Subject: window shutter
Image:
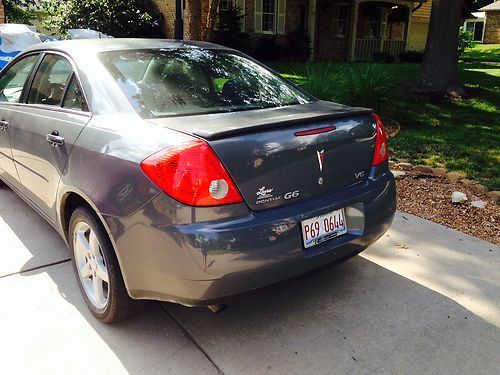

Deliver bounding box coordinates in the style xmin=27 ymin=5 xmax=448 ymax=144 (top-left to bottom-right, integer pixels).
xmin=277 ymin=0 xmax=286 ymax=34
xmin=236 ymin=0 xmax=245 ymax=32
xmin=255 ymin=0 xmax=263 ymax=33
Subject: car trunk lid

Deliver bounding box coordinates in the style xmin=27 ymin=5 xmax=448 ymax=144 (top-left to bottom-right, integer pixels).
xmin=148 ymin=101 xmax=376 ymax=210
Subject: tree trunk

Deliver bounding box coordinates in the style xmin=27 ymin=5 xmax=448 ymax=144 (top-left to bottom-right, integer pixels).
xmin=413 ymin=0 xmax=464 ymax=96
xmin=201 ymin=0 xmax=220 ymax=41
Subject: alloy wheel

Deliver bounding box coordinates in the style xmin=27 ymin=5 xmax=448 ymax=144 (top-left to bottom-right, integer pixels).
xmin=73 ymin=221 xmax=109 ymax=309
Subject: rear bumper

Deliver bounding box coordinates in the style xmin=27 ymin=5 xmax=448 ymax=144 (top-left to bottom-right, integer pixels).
xmin=105 ymin=170 xmax=396 ymax=306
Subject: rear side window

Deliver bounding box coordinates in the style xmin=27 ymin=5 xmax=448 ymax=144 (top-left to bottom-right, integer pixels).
xmin=62 ymin=75 xmax=88 ymax=112
xmin=28 ymin=54 xmax=73 ymax=106
xmin=0 ymin=54 xmax=39 ymax=103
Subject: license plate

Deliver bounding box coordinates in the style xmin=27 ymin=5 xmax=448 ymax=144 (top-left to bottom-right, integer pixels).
xmin=301 ymin=208 xmax=347 ymax=249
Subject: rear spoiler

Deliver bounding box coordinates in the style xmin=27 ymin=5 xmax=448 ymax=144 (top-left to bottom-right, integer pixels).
xmin=193 ymin=107 xmax=373 ymax=140
xmin=148 ymin=101 xmax=373 ymax=141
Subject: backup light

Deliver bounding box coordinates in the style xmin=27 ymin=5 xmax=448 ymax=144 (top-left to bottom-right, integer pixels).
xmin=372 ymin=113 xmax=389 ymax=166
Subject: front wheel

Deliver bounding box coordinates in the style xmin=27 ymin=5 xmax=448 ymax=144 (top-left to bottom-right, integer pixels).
xmin=69 ymin=206 xmax=141 ymax=322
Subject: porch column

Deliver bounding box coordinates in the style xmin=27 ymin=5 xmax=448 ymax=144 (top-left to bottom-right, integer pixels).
xmin=348 ymin=0 xmax=360 ymax=61
xmin=380 ymin=7 xmax=388 ymax=53
xmin=307 ymin=0 xmax=317 ymax=61
xmin=405 ymin=5 xmax=412 ymax=50
xmin=174 ymin=0 xmax=183 ymax=40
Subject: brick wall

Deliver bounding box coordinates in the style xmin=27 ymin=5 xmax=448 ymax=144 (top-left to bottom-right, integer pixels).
xmin=245 ymin=0 xmax=255 ymax=33
xmin=315 ymin=0 xmax=350 ymax=60
xmin=154 ymin=0 xmax=176 ymax=38
xmin=483 ymin=11 xmax=500 ymax=44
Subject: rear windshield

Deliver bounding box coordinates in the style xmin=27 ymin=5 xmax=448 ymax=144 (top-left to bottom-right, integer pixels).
xmin=99 ymin=49 xmax=312 ymax=117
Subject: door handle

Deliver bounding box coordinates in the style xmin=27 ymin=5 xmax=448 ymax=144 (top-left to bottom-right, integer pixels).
xmin=46 ymin=131 xmax=65 ymax=147
xmin=0 ymin=119 xmax=8 ymax=131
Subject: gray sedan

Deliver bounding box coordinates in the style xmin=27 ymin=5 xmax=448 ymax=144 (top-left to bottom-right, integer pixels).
xmin=0 ymin=39 xmax=396 ymax=322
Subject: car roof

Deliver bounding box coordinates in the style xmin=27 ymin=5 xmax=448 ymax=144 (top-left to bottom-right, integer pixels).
xmin=22 ymin=38 xmax=232 ymax=56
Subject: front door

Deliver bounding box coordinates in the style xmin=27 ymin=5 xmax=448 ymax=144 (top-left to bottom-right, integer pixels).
xmin=0 ymin=54 xmax=40 ymax=185
xmin=9 ymin=53 xmax=91 ymax=221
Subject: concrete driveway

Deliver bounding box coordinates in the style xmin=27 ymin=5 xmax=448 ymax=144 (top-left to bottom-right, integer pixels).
xmin=1 ymin=182 xmax=499 ymax=374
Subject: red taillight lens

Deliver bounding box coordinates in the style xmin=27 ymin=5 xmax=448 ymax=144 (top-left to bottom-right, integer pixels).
xmin=140 ymin=139 xmax=243 ymax=207
xmin=372 ymin=113 xmax=388 ymax=166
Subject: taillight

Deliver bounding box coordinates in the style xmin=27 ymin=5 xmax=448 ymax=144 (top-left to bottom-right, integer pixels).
xmin=140 ymin=139 xmax=243 ymax=207
xmin=372 ymin=113 xmax=388 ymax=166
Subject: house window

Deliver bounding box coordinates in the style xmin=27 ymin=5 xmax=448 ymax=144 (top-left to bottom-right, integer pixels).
xmin=332 ymin=4 xmax=349 ymax=38
xmin=464 ymin=20 xmax=484 ymax=42
xmin=255 ymin=0 xmax=285 ymax=34
xmin=220 ymin=0 xmax=231 ymax=11
xmin=365 ymin=19 xmax=380 ymax=38
xmin=465 ymin=21 xmax=474 ymax=33
xmin=262 ymin=0 xmax=277 ymax=33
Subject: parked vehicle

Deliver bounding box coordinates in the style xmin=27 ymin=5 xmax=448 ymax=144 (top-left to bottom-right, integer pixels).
xmin=0 ymin=39 xmax=396 ymax=322
xmin=68 ymin=29 xmax=112 ymax=39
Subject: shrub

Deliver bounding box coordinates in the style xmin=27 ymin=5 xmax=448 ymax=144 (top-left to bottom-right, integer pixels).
xmin=301 ymin=63 xmax=395 ymax=112
xmin=210 ymin=4 xmax=250 ymax=53
xmin=345 ymin=64 xmax=395 ymax=111
xmin=373 ymin=52 xmax=395 ymax=63
xmin=458 ymin=26 xmax=476 ymax=57
xmin=216 ymin=4 xmax=244 ymax=33
xmin=252 ymin=36 xmax=283 ymax=61
xmin=399 ymin=50 xmax=424 ymax=63
xmin=282 ymin=30 xmax=310 ymax=61
xmin=4 ymin=0 xmax=37 ymax=24
xmin=44 ymin=0 xmax=164 ymax=38
xmin=301 ymin=63 xmax=348 ymax=103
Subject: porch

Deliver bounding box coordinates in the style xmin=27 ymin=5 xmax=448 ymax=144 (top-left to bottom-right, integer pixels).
xmin=351 ymin=1 xmax=413 ymax=61
xmin=311 ymin=0 xmax=416 ymax=61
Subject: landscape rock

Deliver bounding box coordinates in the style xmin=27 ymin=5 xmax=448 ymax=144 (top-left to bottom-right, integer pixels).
xmin=487 ymin=191 xmax=500 ymax=203
xmin=391 ymin=170 xmax=406 ymax=179
xmin=397 ymin=162 xmax=413 ymax=171
xmin=413 ymin=165 xmax=434 ymax=174
xmin=451 ymin=191 xmax=468 ymax=204
xmin=432 ymin=167 xmax=447 ymax=177
xmin=447 ymin=171 xmax=466 ymax=183
xmin=471 ymin=200 xmax=487 ymax=209
xmin=470 ymin=184 xmax=489 ymax=196
xmin=460 ymin=179 xmax=475 ymax=186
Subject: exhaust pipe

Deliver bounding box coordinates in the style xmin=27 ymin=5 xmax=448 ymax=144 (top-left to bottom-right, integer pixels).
xmin=207 ymin=304 xmax=227 ymax=313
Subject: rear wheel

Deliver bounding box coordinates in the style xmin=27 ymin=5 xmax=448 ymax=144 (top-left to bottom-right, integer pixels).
xmin=69 ymin=206 xmax=141 ymax=322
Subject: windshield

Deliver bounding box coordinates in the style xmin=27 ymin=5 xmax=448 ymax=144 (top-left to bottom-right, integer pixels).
xmin=99 ymin=49 xmax=313 ymax=117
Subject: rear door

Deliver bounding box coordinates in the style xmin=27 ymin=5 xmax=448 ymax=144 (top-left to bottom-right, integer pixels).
xmin=0 ymin=53 xmax=40 ymax=185
xmin=9 ymin=52 xmax=91 ymax=221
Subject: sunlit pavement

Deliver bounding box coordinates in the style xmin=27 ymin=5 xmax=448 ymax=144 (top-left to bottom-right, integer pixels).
xmin=1 ymin=183 xmax=499 ymax=374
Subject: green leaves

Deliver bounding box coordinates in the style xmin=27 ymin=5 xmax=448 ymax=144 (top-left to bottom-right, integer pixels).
xmin=43 ymin=0 xmax=163 ymax=38
xmin=301 ymin=63 xmax=395 ymax=112
xmin=458 ymin=27 xmax=476 ymax=58
xmin=4 ymin=0 xmax=37 ymax=24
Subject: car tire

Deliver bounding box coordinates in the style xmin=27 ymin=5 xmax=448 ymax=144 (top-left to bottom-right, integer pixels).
xmin=69 ymin=206 xmax=143 ymax=323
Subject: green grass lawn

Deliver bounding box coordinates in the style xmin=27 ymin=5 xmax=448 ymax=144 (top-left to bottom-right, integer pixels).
xmin=268 ymin=62 xmax=500 ymax=190
xmin=462 ymin=44 xmax=500 ymax=62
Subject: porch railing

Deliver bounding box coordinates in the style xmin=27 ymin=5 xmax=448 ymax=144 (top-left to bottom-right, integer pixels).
xmin=383 ymin=40 xmax=406 ymax=57
xmin=354 ymin=39 xmax=407 ymax=61
xmin=355 ymin=39 xmax=380 ymax=61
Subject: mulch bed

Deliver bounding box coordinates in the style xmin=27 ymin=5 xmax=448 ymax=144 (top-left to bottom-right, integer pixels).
xmin=395 ymin=170 xmax=499 ymax=245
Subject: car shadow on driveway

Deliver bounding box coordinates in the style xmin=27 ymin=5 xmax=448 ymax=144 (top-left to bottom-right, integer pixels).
xmin=162 ymin=254 xmax=500 ymax=374
xmin=1 ymin=182 xmax=499 ymax=374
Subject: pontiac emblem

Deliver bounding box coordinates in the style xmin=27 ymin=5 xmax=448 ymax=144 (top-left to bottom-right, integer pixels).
xmin=316 ymin=149 xmax=325 ymax=172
